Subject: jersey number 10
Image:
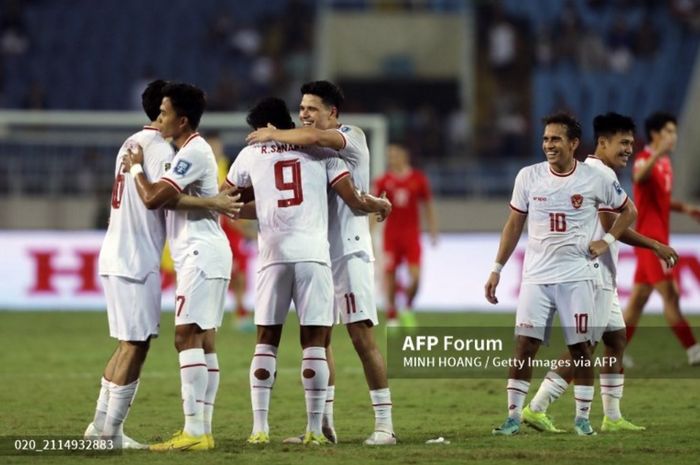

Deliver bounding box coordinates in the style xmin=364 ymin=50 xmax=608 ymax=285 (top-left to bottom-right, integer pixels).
xmin=549 ymin=213 xmax=567 ymax=232
xmin=275 ymin=159 xmax=304 ymax=208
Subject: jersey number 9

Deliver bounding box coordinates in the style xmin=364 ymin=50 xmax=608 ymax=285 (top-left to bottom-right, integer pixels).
xmin=275 ymin=159 xmax=304 ymax=208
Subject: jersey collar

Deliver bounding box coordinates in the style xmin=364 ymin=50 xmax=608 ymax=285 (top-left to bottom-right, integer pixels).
xmin=549 ymin=160 xmax=577 ymax=177
xmin=182 ymin=132 xmax=200 ymax=148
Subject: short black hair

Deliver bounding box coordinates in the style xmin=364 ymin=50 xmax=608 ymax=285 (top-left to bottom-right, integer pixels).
xmin=300 ymin=80 xmax=344 ymax=116
xmin=593 ymin=112 xmax=636 ymax=145
xmin=141 ymin=79 xmax=168 ymax=121
xmin=162 ymin=82 xmax=207 ymax=130
xmin=246 ymin=97 xmax=295 ymax=130
xmin=542 ymin=112 xmax=582 ymax=141
xmin=644 ymin=111 xmax=677 ymax=142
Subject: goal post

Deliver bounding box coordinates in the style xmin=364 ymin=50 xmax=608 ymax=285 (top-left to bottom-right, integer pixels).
xmin=0 ymin=110 xmax=389 ymax=194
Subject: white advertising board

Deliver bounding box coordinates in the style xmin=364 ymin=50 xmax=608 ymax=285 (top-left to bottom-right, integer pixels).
xmin=0 ymin=231 xmax=698 ymax=313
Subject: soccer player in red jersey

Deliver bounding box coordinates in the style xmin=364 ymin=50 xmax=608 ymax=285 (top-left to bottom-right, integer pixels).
xmin=624 ymin=112 xmax=700 ymax=365
xmin=373 ymin=143 xmax=438 ymax=326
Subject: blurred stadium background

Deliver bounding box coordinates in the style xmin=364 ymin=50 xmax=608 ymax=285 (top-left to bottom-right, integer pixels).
xmin=2 ymin=2 xmax=700 ymax=463
xmin=1 ymin=0 xmax=699 ymax=313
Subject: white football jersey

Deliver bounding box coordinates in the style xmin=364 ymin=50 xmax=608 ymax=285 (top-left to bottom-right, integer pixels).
xmin=161 ymin=133 xmax=231 ymax=278
xmin=584 ymin=156 xmax=621 ymax=290
xmin=327 ymin=124 xmax=375 ymax=261
xmin=510 ymin=160 xmax=628 ymax=284
xmin=99 ymin=126 xmax=174 ymax=280
xmin=226 ymin=141 xmax=350 ymax=270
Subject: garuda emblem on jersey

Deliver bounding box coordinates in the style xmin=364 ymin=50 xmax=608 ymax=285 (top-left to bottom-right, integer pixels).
xmin=571 ymin=194 xmax=583 ymax=209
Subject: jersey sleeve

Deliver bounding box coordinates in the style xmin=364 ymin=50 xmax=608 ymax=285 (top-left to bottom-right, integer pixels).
xmin=597 ymin=172 xmax=629 ymax=212
xmin=509 ymin=168 xmax=529 ymax=214
xmin=225 ymin=148 xmax=252 ymax=188
xmin=335 ymin=125 xmax=366 ymax=166
xmin=326 ymin=157 xmax=351 ymax=187
xmin=161 ymin=146 xmax=206 ymax=193
xmin=594 ymin=168 xmax=618 ymax=212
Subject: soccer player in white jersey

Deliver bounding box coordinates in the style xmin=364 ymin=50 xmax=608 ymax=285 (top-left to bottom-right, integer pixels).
xmin=484 ymin=113 xmax=637 ymax=436
xmin=523 ymin=113 xmax=678 ymax=433
xmin=246 ymin=81 xmax=396 ymax=445
xmin=121 ymin=82 xmax=234 ymax=451
xmin=83 ymin=80 xmax=173 ymax=450
xmin=227 ymin=97 xmax=391 ymax=445
xmin=86 ymin=80 xmax=239 ymax=449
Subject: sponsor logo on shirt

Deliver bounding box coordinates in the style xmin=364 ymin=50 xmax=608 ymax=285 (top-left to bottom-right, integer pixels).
xmin=173 ymin=160 xmax=192 ymax=176
xmin=340 ymin=126 xmax=351 ymax=133
xmin=164 ymin=162 xmax=171 ymax=171
xmin=571 ymin=194 xmax=584 ymax=209
xmin=613 ymin=180 xmax=623 ymax=194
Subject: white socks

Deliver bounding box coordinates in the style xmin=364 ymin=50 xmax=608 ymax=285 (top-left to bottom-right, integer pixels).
xmin=574 ymin=385 xmax=594 ymax=420
xmin=324 ymin=385 xmax=335 ymax=431
xmin=529 ymin=371 xmax=569 ymax=413
xmin=92 ymin=377 xmax=111 ymax=431
xmin=180 ymin=348 xmax=207 ymax=437
xmin=250 ymin=344 xmax=277 ymax=434
xmin=600 ymin=373 xmax=624 ymax=421
xmin=370 ymin=388 xmax=393 ymax=433
xmin=301 ymin=347 xmax=329 ymax=435
xmin=203 ymin=353 xmax=220 ymax=435
xmin=102 ymin=380 xmax=139 ymax=437
xmin=506 ymin=379 xmax=530 ymax=420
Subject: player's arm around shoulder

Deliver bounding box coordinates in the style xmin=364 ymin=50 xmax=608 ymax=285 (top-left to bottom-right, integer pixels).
xmin=246 ymin=126 xmax=346 ymax=151
xmin=122 ymin=143 xmax=179 ymax=210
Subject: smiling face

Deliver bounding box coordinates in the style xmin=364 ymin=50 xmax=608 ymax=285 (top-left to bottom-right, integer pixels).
xmin=298 ymin=94 xmax=337 ymax=130
xmin=598 ymin=130 xmax=634 ymax=169
xmin=542 ymin=123 xmax=578 ymax=170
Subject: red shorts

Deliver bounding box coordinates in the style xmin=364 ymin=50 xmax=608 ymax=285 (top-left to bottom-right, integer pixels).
xmin=383 ymin=233 xmax=421 ymax=273
xmin=633 ymin=247 xmax=677 ymax=285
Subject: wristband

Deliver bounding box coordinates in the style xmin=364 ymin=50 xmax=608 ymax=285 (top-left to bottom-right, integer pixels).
xmin=130 ymin=164 xmax=143 ymax=176
xmin=602 ymin=233 xmax=616 ymax=245
xmin=492 ymin=262 xmax=504 ymax=274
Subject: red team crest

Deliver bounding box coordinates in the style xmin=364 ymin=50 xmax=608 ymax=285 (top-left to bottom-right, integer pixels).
xmin=571 ymin=194 xmax=583 ymax=209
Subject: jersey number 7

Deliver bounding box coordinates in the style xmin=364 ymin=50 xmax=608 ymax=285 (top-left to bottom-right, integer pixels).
xmin=275 ymin=159 xmax=304 ymax=208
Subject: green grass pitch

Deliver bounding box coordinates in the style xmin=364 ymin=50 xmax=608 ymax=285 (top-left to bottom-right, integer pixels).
xmin=1 ymin=311 xmax=699 ymax=465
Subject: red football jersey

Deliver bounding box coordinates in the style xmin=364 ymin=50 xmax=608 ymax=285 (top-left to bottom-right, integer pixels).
xmin=374 ymin=169 xmax=431 ymax=237
xmin=632 ymin=147 xmax=672 ymax=243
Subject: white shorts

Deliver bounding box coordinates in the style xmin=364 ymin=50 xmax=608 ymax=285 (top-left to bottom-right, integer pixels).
xmin=515 ymin=281 xmax=596 ymax=345
xmin=101 ymin=273 xmax=161 ymax=341
xmin=174 ymin=267 xmax=229 ymax=330
xmin=255 ymin=262 xmax=334 ymax=327
xmin=591 ymin=287 xmax=626 ymax=342
xmin=332 ymin=253 xmax=379 ymax=326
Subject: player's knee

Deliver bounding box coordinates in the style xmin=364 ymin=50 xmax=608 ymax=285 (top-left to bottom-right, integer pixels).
xmin=257 ymin=326 xmax=282 ymax=346
xmin=603 ymin=333 xmax=626 ymax=355
xmin=174 ymin=331 xmax=194 ymax=351
xmin=516 ymin=336 xmax=540 ymax=357
xmin=568 ymin=342 xmax=592 ymax=360
xmin=120 ymin=340 xmax=150 ymax=358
